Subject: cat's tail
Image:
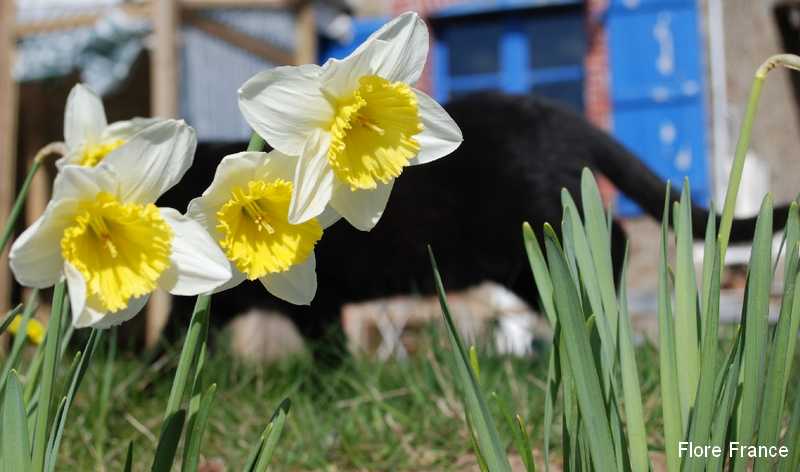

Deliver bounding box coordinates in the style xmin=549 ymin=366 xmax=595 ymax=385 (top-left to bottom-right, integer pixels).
xmin=591 ymin=127 xmax=791 ymax=242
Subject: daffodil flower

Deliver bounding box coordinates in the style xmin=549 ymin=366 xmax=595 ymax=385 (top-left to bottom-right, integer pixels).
xmin=187 ymin=151 xmax=339 ymax=305
xmin=238 ymin=12 xmax=462 ymax=231
xmin=58 ymin=83 xmax=161 ymax=168
xmin=10 ymin=121 xmax=231 ymax=329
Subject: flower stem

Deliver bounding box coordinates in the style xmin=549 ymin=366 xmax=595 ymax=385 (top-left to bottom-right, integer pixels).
xmin=0 ymin=142 xmax=67 ymax=254
xmin=717 ymin=54 xmax=800 ymax=263
xmin=247 ymin=132 xmax=266 ymax=152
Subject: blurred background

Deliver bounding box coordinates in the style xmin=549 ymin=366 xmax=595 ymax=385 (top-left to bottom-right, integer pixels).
xmin=2 ymin=0 xmax=800 ymax=352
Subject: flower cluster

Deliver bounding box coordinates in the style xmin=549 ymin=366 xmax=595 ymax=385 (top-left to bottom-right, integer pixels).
xmin=9 ymin=12 xmax=462 ymax=329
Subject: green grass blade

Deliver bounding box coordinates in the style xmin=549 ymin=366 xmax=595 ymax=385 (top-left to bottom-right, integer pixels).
xmin=44 ymin=329 xmax=102 ymax=472
xmin=673 ymin=181 xmax=700 ymax=424
xmin=561 ymin=193 xmax=615 ymax=397
xmin=31 ymin=281 xmax=66 ymax=472
xmin=523 ymin=222 xmax=557 ymax=325
xmin=754 ymin=206 xmax=800 ymax=471
xmin=492 ymin=392 xmax=535 ymax=472
xmin=542 ymin=341 xmax=559 ymax=472
xmin=0 ymin=304 xmax=22 ymax=335
xmin=0 ymin=289 xmax=39 ymax=391
xmin=700 ymin=201 xmax=717 ymax=335
xmin=181 ymin=383 xmax=217 ymax=472
xmin=683 ymin=240 xmax=721 ymax=472
xmin=779 ymin=204 xmax=800 ymax=394
xmin=733 ymin=194 xmax=774 ymax=472
xmin=657 ymin=187 xmax=683 ymax=472
xmin=580 ymin=169 xmax=619 ymax=341
xmin=124 ymin=441 xmax=134 ymax=472
xmin=164 ymin=294 xmax=211 ymax=420
xmin=782 ymin=377 xmax=800 ymax=472
xmin=253 ymin=398 xmax=292 ymax=472
xmin=2 ymin=371 xmax=31 ymax=472
xmin=618 ymin=246 xmax=649 ymax=472
xmin=708 ymin=332 xmax=743 ymax=472
xmin=543 ymin=227 xmax=617 ymax=471
xmin=429 ymin=247 xmax=513 ymax=472
xmin=150 ymin=409 xmax=186 ymax=472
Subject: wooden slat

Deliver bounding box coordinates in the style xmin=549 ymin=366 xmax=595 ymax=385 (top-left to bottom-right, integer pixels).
xmin=14 ymin=3 xmax=151 ymax=38
xmin=294 ymin=1 xmax=316 ymax=65
xmin=0 ymin=0 xmax=19 ymax=314
xmin=183 ymin=11 xmax=296 ymax=65
xmin=147 ymin=0 xmax=181 ymax=348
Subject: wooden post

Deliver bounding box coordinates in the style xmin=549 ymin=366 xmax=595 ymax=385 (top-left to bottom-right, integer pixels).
xmin=294 ymin=1 xmax=316 ymax=65
xmin=0 ymin=0 xmax=19 ymax=315
xmin=147 ymin=0 xmax=181 ymax=347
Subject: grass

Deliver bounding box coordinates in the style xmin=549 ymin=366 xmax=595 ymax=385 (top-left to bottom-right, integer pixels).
xmin=54 ymin=329 xmax=550 ymax=471
xmin=47 ymin=326 xmax=798 ymax=471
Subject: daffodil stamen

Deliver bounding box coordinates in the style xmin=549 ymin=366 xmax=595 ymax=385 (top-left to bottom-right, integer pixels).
xmin=61 ymin=192 xmax=173 ymax=313
xmin=327 ymin=75 xmax=423 ymax=191
xmin=78 ymin=139 xmax=125 ymax=167
xmin=216 ymin=179 xmax=322 ymax=280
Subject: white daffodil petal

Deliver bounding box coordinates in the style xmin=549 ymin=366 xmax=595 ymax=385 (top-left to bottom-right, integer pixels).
xmin=158 ymin=208 xmax=232 ymax=296
xmin=65 ymin=262 xmax=88 ymax=326
xmin=320 ymin=39 xmax=391 ymax=97
xmin=330 ymin=180 xmax=394 ymax=231
xmin=106 ymin=120 xmax=197 ymax=204
xmin=90 ymin=295 xmax=150 ymax=329
xmin=348 ymin=11 xmax=429 ymax=84
xmin=64 ymin=84 xmax=107 ymax=150
xmin=254 ymin=150 xmax=297 ymax=183
xmin=288 ymin=130 xmax=334 ymax=224
xmin=318 ymin=206 xmax=342 ymax=229
xmin=238 ymin=64 xmax=333 ymax=156
xmin=9 ymin=200 xmax=78 ymax=288
xmin=211 ymin=264 xmax=247 ymax=294
xmin=260 ymin=253 xmax=317 ymax=305
xmin=102 ymin=117 xmax=162 ymax=141
xmin=410 ymin=89 xmax=463 ymax=165
xmin=51 ymin=164 xmax=117 ymax=202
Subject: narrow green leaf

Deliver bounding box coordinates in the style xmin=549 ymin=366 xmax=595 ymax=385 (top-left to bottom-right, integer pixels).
xmin=543 ymin=228 xmax=617 ymax=471
xmin=700 ymin=201 xmax=717 ymax=334
xmin=618 ymin=246 xmax=649 ymax=472
xmin=0 ymin=289 xmax=39 ymax=391
xmin=580 ymin=169 xmax=620 ymax=363
xmin=542 ymin=342 xmax=559 ymax=472
xmin=708 ymin=332 xmax=743 ymax=472
xmin=733 ymin=195 xmax=773 ymax=472
xmin=164 ymin=294 xmax=211 ymax=420
xmin=657 ymin=187 xmax=683 ymax=472
xmin=516 ymin=414 xmax=536 ymax=472
xmin=429 ymin=247 xmax=513 ymax=472
xmin=2 ymin=371 xmax=31 ymax=472
xmin=561 ymin=194 xmax=615 ymax=397
xmin=673 ymin=181 xmax=700 ymax=424
xmin=31 ymin=281 xmax=66 ymax=472
xmin=45 ymin=329 xmax=102 ymax=472
xmin=150 ymin=409 xmax=186 ymax=472
xmin=0 ymin=304 xmax=22 ymax=335
xmin=181 ymin=384 xmax=217 ymax=472
xmin=124 ymin=442 xmax=134 ymax=472
xmin=469 ymin=346 xmax=481 ymax=380
xmin=522 ymin=222 xmax=556 ymax=325
xmin=253 ymin=399 xmax=292 ymax=472
xmin=782 ymin=376 xmax=800 ymax=472
xmin=755 ymin=205 xmax=800 ymax=471
xmin=492 ymin=392 xmax=535 ymax=472
xmin=683 ymin=241 xmax=721 ymax=472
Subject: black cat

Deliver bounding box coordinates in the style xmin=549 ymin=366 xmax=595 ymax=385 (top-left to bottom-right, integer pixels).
xmin=159 ymin=91 xmax=789 ymax=341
